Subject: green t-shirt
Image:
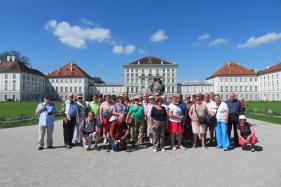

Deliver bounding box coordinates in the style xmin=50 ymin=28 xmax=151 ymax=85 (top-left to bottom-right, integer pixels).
xmin=129 ymin=105 xmax=144 ymax=121
xmin=88 ymin=101 xmax=100 ymax=117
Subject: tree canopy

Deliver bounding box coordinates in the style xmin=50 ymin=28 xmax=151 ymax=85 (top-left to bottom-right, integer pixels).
xmin=0 ymin=50 xmax=31 ymax=67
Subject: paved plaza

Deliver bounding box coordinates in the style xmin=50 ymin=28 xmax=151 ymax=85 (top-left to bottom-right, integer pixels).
xmin=0 ymin=119 xmax=280 ymax=187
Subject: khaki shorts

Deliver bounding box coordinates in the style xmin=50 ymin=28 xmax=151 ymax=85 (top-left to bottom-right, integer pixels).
xmin=192 ymin=121 xmax=206 ymax=134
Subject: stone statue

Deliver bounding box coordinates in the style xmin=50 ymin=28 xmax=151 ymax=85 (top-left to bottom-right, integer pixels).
xmin=148 ymin=78 xmax=165 ymax=95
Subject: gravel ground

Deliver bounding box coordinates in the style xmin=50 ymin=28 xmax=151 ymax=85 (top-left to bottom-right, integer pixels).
xmin=0 ymin=119 xmax=280 ymax=187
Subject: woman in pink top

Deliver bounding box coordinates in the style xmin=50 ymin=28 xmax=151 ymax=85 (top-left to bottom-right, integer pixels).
xmin=100 ymin=95 xmax=113 ymax=143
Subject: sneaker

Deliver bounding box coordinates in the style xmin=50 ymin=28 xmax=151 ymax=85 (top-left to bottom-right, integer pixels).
xmin=251 ymin=145 xmax=255 ymax=152
xmin=192 ymin=144 xmax=196 ymax=149
xmin=172 ymin=146 xmax=177 ymax=151
xmin=178 ymin=145 xmax=186 ymax=150
xmin=224 ymin=148 xmax=229 ymax=151
xmin=103 ymin=139 xmax=107 ymax=144
xmin=38 ymin=147 xmax=43 ymax=150
xmin=66 ymin=144 xmax=72 ymax=149
xmin=161 ymin=148 xmax=166 ymax=152
xmin=153 ymin=149 xmax=157 ymax=152
xmin=93 ymin=145 xmax=100 ymax=151
xmin=202 ymin=146 xmax=208 ymax=149
xmin=216 ymin=146 xmax=222 ymax=149
xmin=47 ymin=146 xmax=54 ymax=149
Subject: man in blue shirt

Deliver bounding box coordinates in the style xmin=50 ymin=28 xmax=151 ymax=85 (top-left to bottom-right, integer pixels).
xmin=36 ymin=95 xmax=56 ymax=150
xmin=225 ymin=92 xmax=242 ymax=146
xmin=61 ymin=93 xmax=78 ymax=149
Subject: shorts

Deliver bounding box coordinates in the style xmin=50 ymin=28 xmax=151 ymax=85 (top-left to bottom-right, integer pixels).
xmin=192 ymin=121 xmax=206 ymax=134
xmin=168 ymin=121 xmax=183 ymax=134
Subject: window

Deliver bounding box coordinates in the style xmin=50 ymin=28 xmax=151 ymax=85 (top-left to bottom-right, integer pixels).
xmin=5 ymin=74 xmax=8 ymax=79
xmin=220 ymin=78 xmax=223 ymax=82
xmin=65 ymin=79 xmax=68 ymax=83
xmin=56 ymin=87 xmax=58 ymax=92
xmin=79 ymin=87 xmax=82 ymax=92
xmin=235 ymin=78 xmax=238 ymax=82
xmin=225 ymin=86 xmax=228 ymax=92
xmin=12 ymin=84 xmax=16 ymax=91
xmin=70 ymin=87 xmax=72 ymax=92
xmin=56 ymin=79 xmax=58 ymax=83
xmin=225 ymin=78 xmax=228 ymax=82
xmin=74 ymin=87 xmax=77 ymax=92
xmin=65 ymin=87 xmax=68 ymax=92
xmin=230 ymin=78 xmax=232 ymax=82
xmin=220 ymin=86 xmax=223 ymax=92
xmin=70 ymin=79 xmax=72 ymax=83
xmin=60 ymin=87 xmax=63 ymax=92
xmin=13 ymin=74 xmax=16 ymax=79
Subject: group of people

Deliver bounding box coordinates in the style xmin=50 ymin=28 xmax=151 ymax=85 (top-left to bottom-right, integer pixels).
xmin=36 ymin=91 xmax=258 ymax=152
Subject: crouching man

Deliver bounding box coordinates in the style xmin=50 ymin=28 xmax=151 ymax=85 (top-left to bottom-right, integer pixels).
xmin=80 ymin=112 xmax=100 ymax=151
xmin=109 ymin=113 xmax=129 ymax=151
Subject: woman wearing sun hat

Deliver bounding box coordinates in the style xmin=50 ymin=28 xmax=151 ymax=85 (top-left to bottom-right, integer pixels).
xmin=237 ymin=115 xmax=257 ymax=152
xmin=126 ymin=95 xmax=145 ymax=146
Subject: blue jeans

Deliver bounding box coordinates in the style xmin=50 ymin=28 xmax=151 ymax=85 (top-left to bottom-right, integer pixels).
xmin=215 ymin=122 xmax=230 ymax=149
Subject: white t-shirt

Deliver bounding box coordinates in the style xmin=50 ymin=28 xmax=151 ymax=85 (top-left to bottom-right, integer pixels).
xmin=168 ymin=103 xmax=182 ymax=123
xmin=203 ymin=100 xmax=216 ymax=114
xmin=212 ymin=102 xmax=229 ymax=122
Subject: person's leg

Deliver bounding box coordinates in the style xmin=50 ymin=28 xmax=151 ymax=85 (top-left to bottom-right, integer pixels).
xmin=227 ymin=117 xmax=233 ymax=144
xmin=250 ymin=135 xmax=257 ymax=145
xmin=38 ymin=126 xmax=46 ymax=148
xmin=209 ymin=124 xmax=215 ymax=143
xmin=63 ymin=121 xmax=68 ymax=145
xmin=215 ymin=122 xmax=222 ymax=148
xmin=69 ymin=119 xmax=76 ymax=145
xmin=152 ymin=123 xmax=159 ymax=150
xmin=239 ymin=137 xmax=247 ymax=148
xmin=133 ymin=121 xmax=139 ymax=145
xmin=199 ymin=124 xmax=207 ymax=147
xmin=177 ymin=132 xmax=183 ymax=147
xmin=138 ymin=121 xmax=145 ymax=144
xmin=159 ymin=124 xmax=166 ymax=150
xmin=74 ymin=123 xmax=80 ymax=143
xmin=102 ymin=117 xmax=108 ymax=142
xmin=191 ymin=121 xmax=199 ymax=148
xmin=233 ymin=116 xmax=239 ymax=146
xmin=170 ymin=133 xmax=175 ymax=148
xmin=221 ymin=122 xmax=230 ymax=149
xmin=46 ymin=125 xmax=54 ymax=147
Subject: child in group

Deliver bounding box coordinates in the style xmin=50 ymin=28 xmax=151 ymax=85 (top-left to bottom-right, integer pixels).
xmin=237 ymin=115 xmax=257 ymax=152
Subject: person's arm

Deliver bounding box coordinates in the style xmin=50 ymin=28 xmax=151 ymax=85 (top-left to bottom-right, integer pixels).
xmin=125 ymin=111 xmax=130 ymax=124
xmin=238 ymin=100 xmax=243 ymax=115
xmin=35 ymin=103 xmax=45 ymax=114
xmin=188 ymin=105 xmax=194 ymax=120
xmin=224 ymin=108 xmax=229 ymax=124
xmin=247 ymin=125 xmax=255 ymax=143
xmin=237 ymin=129 xmax=247 ymax=143
xmin=99 ymin=104 xmax=103 ymax=124
xmin=121 ymin=125 xmax=129 ymax=140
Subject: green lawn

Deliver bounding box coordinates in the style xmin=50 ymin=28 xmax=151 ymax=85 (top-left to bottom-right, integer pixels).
xmin=0 ymin=101 xmax=63 ymax=119
xmin=246 ymin=101 xmax=281 ymax=125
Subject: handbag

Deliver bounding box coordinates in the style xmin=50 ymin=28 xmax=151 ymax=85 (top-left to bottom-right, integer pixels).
xmin=207 ymin=102 xmax=221 ymax=125
xmin=194 ymin=104 xmax=207 ymax=124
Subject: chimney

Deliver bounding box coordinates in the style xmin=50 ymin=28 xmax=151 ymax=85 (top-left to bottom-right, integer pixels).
xmin=137 ymin=61 xmax=140 ymax=65
xmin=7 ymin=55 xmax=11 ymax=61
xmin=266 ymin=65 xmax=270 ymax=69
xmin=11 ymin=55 xmax=16 ymax=61
xmin=227 ymin=61 xmax=231 ymax=66
xmin=161 ymin=61 xmax=163 ymax=64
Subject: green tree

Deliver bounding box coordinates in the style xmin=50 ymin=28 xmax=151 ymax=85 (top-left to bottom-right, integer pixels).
xmin=0 ymin=50 xmax=31 ymax=67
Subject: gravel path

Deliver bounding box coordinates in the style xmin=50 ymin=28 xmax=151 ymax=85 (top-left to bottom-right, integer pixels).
xmin=0 ymin=119 xmax=280 ymax=187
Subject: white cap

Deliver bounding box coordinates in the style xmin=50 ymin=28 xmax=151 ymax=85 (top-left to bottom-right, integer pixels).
xmin=148 ymin=96 xmax=154 ymax=99
xmin=133 ymin=95 xmax=139 ymax=99
xmin=239 ymin=115 xmax=247 ymax=120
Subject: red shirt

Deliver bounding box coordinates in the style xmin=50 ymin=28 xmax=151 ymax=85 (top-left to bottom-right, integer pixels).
xmin=110 ymin=121 xmax=128 ymax=140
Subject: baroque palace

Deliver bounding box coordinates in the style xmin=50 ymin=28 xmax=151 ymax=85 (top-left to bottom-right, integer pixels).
xmin=0 ymin=55 xmax=280 ymax=101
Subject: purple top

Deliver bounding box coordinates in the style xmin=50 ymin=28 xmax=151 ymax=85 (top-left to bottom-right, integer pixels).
xmin=237 ymin=122 xmax=252 ymax=138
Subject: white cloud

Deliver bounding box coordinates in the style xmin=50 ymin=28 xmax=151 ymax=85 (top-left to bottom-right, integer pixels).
xmin=138 ymin=49 xmax=147 ymax=54
xmin=237 ymin=32 xmax=281 ymax=48
xmin=198 ymin=33 xmax=210 ymax=40
xmin=209 ymin=38 xmax=228 ymax=46
xmin=151 ymin=30 xmax=168 ymax=42
xmin=45 ymin=19 xmax=111 ymax=48
xmin=79 ymin=18 xmax=97 ymax=26
xmin=112 ymin=44 xmax=136 ymax=55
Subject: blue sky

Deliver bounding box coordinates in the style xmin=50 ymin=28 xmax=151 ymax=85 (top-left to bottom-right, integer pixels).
xmin=1 ymin=0 xmax=281 ymax=83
